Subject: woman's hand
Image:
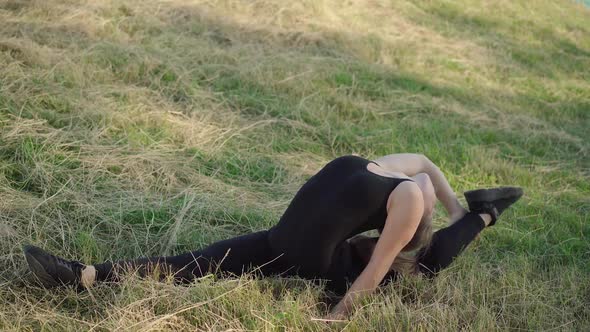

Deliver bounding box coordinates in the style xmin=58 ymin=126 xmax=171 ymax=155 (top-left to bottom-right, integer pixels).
xmin=326 ymin=305 xmax=349 ymax=321
xmin=327 ymin=292 xmax=357 ymax=321
xmin=327 ymin=181 xmax=424 ymax=320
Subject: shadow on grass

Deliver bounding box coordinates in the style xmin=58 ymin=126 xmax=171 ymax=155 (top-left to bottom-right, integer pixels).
xmin=147 ymin=2 xmax=590 ymax=212
xmin=3 ymin=0 xmax=587 ymax=180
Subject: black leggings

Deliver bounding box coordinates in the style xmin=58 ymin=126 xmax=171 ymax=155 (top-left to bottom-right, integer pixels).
xmin=93 ymin=212 xmax=486 ymax=294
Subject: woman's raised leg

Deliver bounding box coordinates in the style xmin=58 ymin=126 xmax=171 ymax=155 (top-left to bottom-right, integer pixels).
xmin=416 ymin=212 xmax=490 ymax=276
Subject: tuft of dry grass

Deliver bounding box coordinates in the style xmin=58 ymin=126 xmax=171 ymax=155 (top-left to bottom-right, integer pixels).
xmin=1 ymin=0 xmax=589 ymax=330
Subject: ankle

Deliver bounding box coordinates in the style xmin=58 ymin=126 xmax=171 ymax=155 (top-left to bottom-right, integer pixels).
xmin=80 ymin=265 xmax=96 ymax=288
xmin=479 ymin=213 xmax=493 ymax=227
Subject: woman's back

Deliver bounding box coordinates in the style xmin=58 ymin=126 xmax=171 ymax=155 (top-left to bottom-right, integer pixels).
xmin=268 ymin=155 xmax=408 ymax=276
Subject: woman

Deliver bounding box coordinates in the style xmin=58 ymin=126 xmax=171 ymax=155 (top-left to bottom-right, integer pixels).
xmin=23 ymin=154 xmax=523 ymax=318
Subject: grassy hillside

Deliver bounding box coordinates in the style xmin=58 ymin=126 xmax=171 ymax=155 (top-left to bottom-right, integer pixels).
xmin=1 ymin=0 xmax=589 ymax=330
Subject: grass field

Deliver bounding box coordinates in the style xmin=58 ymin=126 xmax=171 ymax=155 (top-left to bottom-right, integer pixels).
xmin=1 ymin=0 xmax=589 ymax=330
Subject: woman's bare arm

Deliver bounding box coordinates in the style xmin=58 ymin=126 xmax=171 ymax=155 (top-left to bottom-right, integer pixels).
xmin=373 ymin=153 xmax=466 ymax=221
xmin=329 ymin=181 xmax=424 ymax=319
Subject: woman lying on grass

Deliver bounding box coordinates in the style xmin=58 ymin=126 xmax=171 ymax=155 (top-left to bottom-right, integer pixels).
xmin=24 ymin=154 xmax=523 ymax=319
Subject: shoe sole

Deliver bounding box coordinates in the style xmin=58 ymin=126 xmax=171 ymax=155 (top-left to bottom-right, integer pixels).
xmin=464 ymin=187 xmax=523 ymax=204
xmin=23 ymin=245 xmax=59 ymax=288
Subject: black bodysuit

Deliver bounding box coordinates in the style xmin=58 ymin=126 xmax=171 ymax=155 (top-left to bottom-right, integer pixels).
xmin=94 ymin=155 xmax=486 ymax=295
xmin=268 ymin=155 xmax=410 ymax=288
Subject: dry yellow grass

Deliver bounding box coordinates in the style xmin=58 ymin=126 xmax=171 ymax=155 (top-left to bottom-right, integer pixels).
xmin=1 ymin=0 xmax=589 ymax=330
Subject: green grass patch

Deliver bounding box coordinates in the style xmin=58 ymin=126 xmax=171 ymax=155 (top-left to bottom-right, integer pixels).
xmin=0 ymin=0 xmax=588 ymax=330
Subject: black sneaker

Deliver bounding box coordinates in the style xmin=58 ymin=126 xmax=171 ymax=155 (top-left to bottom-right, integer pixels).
xmin=464 ymin=187 xmax=524 ymax=226
xmin=23 ymin=245 xmax=85 ymax=288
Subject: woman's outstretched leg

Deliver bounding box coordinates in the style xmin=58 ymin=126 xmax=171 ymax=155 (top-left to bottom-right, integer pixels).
xmin=24 ymin=231 xmax=282 ymax=289
xmin=349 ymin=189 xmax=523 ymax=281
xmin=418 ymin=186 xmax=524 ymax=275
xmin=417 ymin=212 xmax=489 ymax=276
xmin=347 ymin=212 xmax=490 ymax=283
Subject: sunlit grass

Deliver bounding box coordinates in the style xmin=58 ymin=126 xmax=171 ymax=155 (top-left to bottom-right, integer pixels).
xmin=1 ymin=0 xmax=589 ymax=330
